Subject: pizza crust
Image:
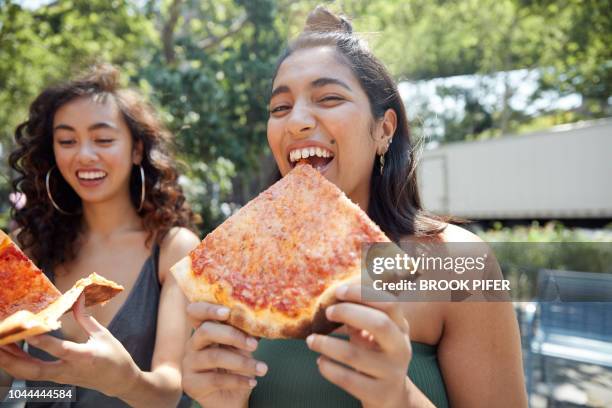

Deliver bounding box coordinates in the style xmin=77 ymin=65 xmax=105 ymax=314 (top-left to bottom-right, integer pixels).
xmin=172 ymin=236 xmax=363 ymax=339
xmin=0 ymin=273 xmax=123 ymax=346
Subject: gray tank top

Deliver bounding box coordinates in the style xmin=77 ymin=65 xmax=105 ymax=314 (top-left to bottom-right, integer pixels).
xmin=25 ymin=245 xmax=190 ymax=408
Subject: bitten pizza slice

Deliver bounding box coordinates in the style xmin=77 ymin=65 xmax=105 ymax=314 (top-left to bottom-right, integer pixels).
xmin=171 ymin=164 xmax=390 ymax=339
xmin=0 ymin=230 xmax=123 ymax=345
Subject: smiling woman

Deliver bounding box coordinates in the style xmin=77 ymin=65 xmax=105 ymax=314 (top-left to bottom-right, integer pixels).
xmin=3 ymin=64 xmax=201 ymax=407
xmin=182 ymin=6 xmax=527 ymax=408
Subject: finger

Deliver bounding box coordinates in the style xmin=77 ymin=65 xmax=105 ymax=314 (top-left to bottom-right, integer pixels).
xmin=317 ymin=356 xmax=379 ymax=404
xmin=186 ymin=302 xmax=230 ymax=328
xmin=345 ymin=326 xmax=377 ymax=350
xmin=25 ymin=335 xmax=91 ymax=361
xmin=183 ymin=371 xmax=257 ymax=398
xmin=325 ymin=303 xmax=405 ymax=353
xmin=0 ymin=348 xmax=62 ymax=381
xmin=190 ymin=321 xmax=258 ymax=352
xmin=306 ymin=334 xmax=387 ymax=378
xmin=186 ymin=347 xmax=267 ymax=377
xmin=73 ymin=294 xmax=107 ymax=335
xmin=0 ymin=344 xmax=27 ymax=358
xmin=336 ymin=284 xmax=409 ymax=333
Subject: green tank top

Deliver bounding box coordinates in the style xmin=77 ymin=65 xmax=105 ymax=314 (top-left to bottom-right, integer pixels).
xmin=250 ymin=338 xmax=449 ymax=407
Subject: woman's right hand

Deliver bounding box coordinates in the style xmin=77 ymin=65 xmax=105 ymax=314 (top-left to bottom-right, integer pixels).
xmin=183 ymin=302 xmax=268 ymax=408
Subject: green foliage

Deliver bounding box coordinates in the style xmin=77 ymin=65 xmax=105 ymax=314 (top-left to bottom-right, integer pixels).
xmin=477 ymin=223 xmax=612 ymax=299
xmin=136 ymin=0 xmax=280 ymax=231
xmin=0 ymin=0 xmax=609 ymax=231
xmin=338 ymin=0 xmax=610 ymax=143
xmin=0 ymin=0 xmax=152 ymax=142
xmin=180 ymin=158 xmax=236 ymax=234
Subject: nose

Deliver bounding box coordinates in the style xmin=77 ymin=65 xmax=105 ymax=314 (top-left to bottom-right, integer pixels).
xmin=286 ymin=101 xmax=315 ymax=138
xmin=76 ymin=141 xmax=98 ymax=164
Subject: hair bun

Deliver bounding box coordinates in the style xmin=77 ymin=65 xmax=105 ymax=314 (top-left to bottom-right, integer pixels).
xmin=304 ymin=6 xmax=353 ymax=34
xmin=81 ymin=63 xmax=121 ymax=92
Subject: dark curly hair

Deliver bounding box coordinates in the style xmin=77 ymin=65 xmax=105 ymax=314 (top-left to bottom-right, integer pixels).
xmin=9 ymin=64 xmax=197 ymax=268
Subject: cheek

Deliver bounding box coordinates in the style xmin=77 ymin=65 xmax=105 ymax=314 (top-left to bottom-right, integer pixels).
xmin=333 ymin=113 xmax=376 ymax=163
xmin=53 ymin=146 xmax=73 ymax=178
xmin=267 ymin=120 xmax=286 ymax=170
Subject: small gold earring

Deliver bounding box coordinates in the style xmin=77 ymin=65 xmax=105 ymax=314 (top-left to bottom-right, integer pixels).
xmin=379 ymin=154 xmax=385 ymax=175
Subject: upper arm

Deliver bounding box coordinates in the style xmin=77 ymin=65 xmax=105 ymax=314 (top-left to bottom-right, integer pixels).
xmin=436 ymin=225 xmax=527 ymax=407
xmin=150 ymin=227 xmax=200 ymax=376
xmin=437 ymin=302 xmax=527 ymax=407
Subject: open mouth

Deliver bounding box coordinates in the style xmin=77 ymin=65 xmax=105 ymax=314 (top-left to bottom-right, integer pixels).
xmin=76 ymin=170 xmax=107 ymax=182
xmin=288 ymin=146 xmax=334 ymax=171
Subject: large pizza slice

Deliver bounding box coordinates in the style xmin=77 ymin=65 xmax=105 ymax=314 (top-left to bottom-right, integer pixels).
xmin=171 ymin=164 xmax=390 ymax=339
xmin=0 ymin=230 xmax=123 ymax=346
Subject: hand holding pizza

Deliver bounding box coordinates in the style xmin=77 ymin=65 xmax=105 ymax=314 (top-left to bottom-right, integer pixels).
xmin=0 ymin=295 xmax=140 ymax=399
xmin=182 ymin=301 xmax=268 ymax=408
xmin=306 ymin=283 xmax=427 ymax=408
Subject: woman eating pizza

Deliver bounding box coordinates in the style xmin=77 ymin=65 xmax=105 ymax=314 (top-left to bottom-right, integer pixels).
xmin=0 ymin=64 xmax=200 ymax=407
xmin=181 ymin=6 xmax=527 ymax=408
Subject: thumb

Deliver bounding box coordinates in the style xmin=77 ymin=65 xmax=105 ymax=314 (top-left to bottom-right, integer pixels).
xmin=73 ymin=294 xmax=107 ymax=336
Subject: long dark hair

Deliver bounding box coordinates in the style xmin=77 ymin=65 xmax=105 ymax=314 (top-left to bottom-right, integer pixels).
xmin=9 ymin=64 xmax=197 ymax=268
xmin=270 ymin=6 xmax=449 ymax=242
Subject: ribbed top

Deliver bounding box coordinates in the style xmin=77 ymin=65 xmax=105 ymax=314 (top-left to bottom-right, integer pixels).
xmin=25 ymin=245 xmax=186 ymax=407
xmin=250 ymin=338 xmax=449 ymax=407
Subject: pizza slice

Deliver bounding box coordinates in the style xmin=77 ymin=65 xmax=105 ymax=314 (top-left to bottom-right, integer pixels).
xmin=0 ymin=230 xmax=61 ymax=320
xmin=171 ymin=164 xmax=390 ymax=339
xmin=0 ymin=230 xmax=123 ymax=346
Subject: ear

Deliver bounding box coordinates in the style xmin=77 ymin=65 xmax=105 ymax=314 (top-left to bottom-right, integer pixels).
xmin=375 ymin=108 xmax=397 ymax=155
xmin=132 ymin=139 xmax=144 ymax=165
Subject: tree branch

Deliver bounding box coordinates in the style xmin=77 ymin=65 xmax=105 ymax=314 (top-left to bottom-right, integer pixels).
xmin=198 ymin=13 xmax=248 ymax=51
xmin=162 ymin=0 xmax=183 ymax=64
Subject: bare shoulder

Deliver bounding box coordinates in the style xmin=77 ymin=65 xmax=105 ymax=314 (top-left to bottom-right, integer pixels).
xmin=158 ymin=227 xmax=201 ymax=284
xmin=440 ymin=223 xmax=483 ymax=243
xmin=437 ymin=224 xmax=505 ymax=321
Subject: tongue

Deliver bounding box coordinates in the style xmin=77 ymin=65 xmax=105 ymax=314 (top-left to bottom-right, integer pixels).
xmin=299 ymin=156 xmax=332 ymax=170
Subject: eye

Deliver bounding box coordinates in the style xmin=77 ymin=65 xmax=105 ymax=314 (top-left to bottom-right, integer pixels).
xmin=270 ymin=104 xmax=291 ymax=115
xmin=321 ymin=95 xmax=343 ymax=101
xmin=318 ymin=95 xmax=345 ymax=105
xmin=57 ymin=140 xmax=76 ymax=146
xmin=96 ymin=138 xmax=115 ymax=144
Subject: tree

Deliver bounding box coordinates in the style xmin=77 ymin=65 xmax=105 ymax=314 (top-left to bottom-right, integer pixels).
xmin=138 ymin=0 xmax=281 ymax=232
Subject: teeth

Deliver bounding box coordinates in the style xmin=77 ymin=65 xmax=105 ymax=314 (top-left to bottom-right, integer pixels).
xmin=289 ymin=146 xmax=334 ymax=163
xmin=77 ymin=171 xmax=106 ymax=180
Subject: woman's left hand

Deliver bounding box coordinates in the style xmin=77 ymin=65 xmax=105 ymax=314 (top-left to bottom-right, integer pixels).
xmin=0 ymin=295 xmax=140 ymax=398
xmin=306 ymin=283 xmax=419 ymax=408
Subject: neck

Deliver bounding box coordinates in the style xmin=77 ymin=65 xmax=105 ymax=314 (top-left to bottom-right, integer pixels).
xmin=349 ymin=183 xmax=371 ymax=214
xmin=81 ymin=195 xmax=143 ymax=239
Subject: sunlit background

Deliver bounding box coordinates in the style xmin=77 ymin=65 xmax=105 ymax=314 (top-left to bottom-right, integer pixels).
xmin=1 ymin=1 xmax=610 ymax=406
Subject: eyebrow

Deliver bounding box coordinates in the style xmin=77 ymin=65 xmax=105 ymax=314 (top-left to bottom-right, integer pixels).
xmin=53 ymin=122 xmax=118 ymax=132
xmin=270 ymin=85 xmax=290 ymax=99
xmin=270 ymin=77 xmax=353 ymax=100
xmin=311 ymin=77 xmax=352 ymax=91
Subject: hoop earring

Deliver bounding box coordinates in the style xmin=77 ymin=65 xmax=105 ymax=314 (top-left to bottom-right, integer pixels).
xmin=136 ymin=164 xmax=145 ymax=212
xmin=45 ymin=166 xmax=76 ymax=216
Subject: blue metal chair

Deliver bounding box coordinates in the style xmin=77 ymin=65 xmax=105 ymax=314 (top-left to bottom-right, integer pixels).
xmin=525 ymin=269 xmax=612 ymax=404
